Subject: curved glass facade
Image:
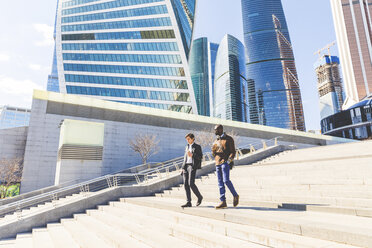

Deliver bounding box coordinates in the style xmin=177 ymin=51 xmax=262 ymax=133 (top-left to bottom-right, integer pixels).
xmin=214 ymin=35 xmax=248 ymax=122
xmin=241 ymin=0 xmax=305 ymax=131
xmin=321 ymin=95 xmax=372 ymax=140
xmin=189 ymin=37 xmax=218 ymax=116
xmin=53 ymin=0 xmax=197 ymax=113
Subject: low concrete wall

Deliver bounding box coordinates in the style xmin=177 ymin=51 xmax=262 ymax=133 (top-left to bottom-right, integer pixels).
xmin=0 ymin=145 xmax=292 ymax=239
xmin=0 ymin=127 xmax=28 ymax=160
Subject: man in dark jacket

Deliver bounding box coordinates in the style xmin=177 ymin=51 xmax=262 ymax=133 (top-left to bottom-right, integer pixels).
xmin=212 ymin=124 xmax=239 ymax=209
xmin=181 ymin=133 xmax=203 ymax=208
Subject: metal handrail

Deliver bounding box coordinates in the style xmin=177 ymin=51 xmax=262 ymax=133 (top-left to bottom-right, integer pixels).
xmin=0 ymin=136 xmax=282 ymax=221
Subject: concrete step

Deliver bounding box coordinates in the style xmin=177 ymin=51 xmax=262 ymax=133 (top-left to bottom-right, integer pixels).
xmin=0 ymin=240 xmax=15 ymax=248
xmin=15 ymin=234 xmax=32 ymax=248
xmin=122 ymin=196 xmax=372 ymax=247
xmin=96 ymin=204 xmax=267 ymax=248
xmin=198 ymin=177 xmax=370 ymax=186
xmin=192 ymin=182 xmax=372 ymax=191
xmin=61 ymin=218 xmax=112 ymax=248
xmin=109 ymin=200 xmax=356 ymax=248
xmin=254 ymin=153 xmax=372 ymax=165
xmin=161 ymin=186 xmax=372 ymax=208
xmin=86 ymin=207 xmax=200 ymax=248
xmin=75 ymin=213 xmax=150 ymax=248
xmin=47 ymin=223 xmax=79 ymax=248
xmin=32 ymin=228 xmax=54 ymax=248
xmin=156 ymin=191 xmax=372 ymax=218
xmin=103 ymin=206 xmax=267 ymax=248
xmin=164 ymin=185 xmax=372 ymax=199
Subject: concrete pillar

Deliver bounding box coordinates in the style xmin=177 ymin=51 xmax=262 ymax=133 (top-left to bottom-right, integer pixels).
xmin=55 ymin=119 xmax=104 ymax=185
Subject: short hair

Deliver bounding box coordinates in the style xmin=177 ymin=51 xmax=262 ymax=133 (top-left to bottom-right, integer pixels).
xmin=185 ymin=133 xmax=195 ymax=139
xmin=214 ymin=124 xmax=223 ymax=130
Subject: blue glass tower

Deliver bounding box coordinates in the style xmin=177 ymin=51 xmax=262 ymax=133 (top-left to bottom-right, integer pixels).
xmin=241 ymin=0 xmax=305 ymax=131
xmin=209 ymin=42 xmax=219 ymax=115
xmin=189 ymin=37 xmax=219 ymax=116
xmin=47 ymin=0 xmax=60 ymax=93
xmin=214 ymin=34 xmax=248 ymax=122
xmin=53 ymin=0 xmax=198 ymax=114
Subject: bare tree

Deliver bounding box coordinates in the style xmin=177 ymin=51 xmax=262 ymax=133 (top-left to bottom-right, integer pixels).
xmin=129 ymin=134 xmax=160 ymax=165
xmin=227 ymin=129 xmax=241 ymax=148
xmin=194 ymin=128 xmax=216 ymax=152
xmin=0 ymin=158 xmax=23 ymax=199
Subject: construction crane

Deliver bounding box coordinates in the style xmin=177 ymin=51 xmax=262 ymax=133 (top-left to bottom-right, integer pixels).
xmin=314 ymin=41 xmax=336 ymax=60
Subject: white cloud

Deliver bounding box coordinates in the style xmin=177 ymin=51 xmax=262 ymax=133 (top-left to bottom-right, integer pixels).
xmin=29 ymin=63 xmax=51 ymax=72
xmin=33 ymin=23 xmax=54 ymax=47
xmin=0 ymin=76 xmax=44 ymax=108
xmin=0 ymin=53 xmax=10 ymax=62
xmin=29 ymin=64 xmax=42 ymax=71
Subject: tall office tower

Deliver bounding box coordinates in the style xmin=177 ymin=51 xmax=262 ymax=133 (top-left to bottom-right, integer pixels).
xmin=214 ymin=34 xmax=248 ymax=122
xmin=53 ymin=0 xmax=198 ymax=113
xmin=48 ymin=0 xmax=60 ymax=93
xmin=209 ymin=42 xmax=219 ymax=113
xmin=0 ymin=106 xmax=31 ymax=129
xmin=330 ymin=0 xmax=372 ymax=109
xmin=189 ymin=37 xmax=219 ymax=116
xmin=241 ymin=0 xmax=306 ymax=131
xmin=315 ymin=55 xmax=344 ymax=119
xmin=47 ymin=48 xmax=60 ymax=92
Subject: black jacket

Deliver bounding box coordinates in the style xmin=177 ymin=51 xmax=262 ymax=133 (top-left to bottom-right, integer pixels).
xmin=182 ymin=143 xmax=203 ymax=170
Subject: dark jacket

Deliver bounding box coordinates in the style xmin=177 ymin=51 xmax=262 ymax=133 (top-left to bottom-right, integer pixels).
xmin=182 ymin=143 xmax=203 ymax=170
xmin=211 ymin=133 xmax=236 ymax=165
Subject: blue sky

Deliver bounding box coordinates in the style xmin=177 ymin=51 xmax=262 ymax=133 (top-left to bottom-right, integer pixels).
xmin=0 ymin=0 xmax=338 ymax=131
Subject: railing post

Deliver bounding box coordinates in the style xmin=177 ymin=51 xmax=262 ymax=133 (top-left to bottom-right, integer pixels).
xmin=51 ymin=193 xmax=58 ymax=207
xmin=16 ymin=205 xmax=22 ymax=219
xmin=275 ymin=137 xmax=278 ymax=146
xmin=106 ymin=176 xmax=113 ymax=188
xmin=250 ymin=145 xmax=256 ymax=153
xmin=134 ymin=174 xmax=141 ymax=184
xmin=156 ymin=168 xmax=162 ymax=179
xmin=262 ymin=140 xmax=267 ymax=149
xmin=174 ymin=162 xmax=179 ymax=170
xmin=113 ymin=176 xmax=118 ymax=187
xmin=207 ymin=153 xmax=213 ymax=161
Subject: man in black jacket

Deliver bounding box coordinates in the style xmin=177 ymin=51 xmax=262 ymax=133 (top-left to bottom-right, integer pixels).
xmin=181 ymin=133 xmax=203 ymax=208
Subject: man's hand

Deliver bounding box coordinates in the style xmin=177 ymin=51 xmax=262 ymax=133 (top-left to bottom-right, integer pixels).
xmin=228 ymin=159 xmax=234 ymax=169
xmin=181 ymin=169 xmax=186 ymax=175
xmin=187 ymin=151 xmax=193 ymax=157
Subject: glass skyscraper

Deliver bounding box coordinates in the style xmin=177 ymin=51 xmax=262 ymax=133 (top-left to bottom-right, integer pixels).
xmin=52 ymin=0 xmax=197 ymax=114
xmin=214 ymin=34 xmax=248 ymax=122
xmin=48 ymin=0 xmax=61 ymax=93
xmin=241 ymin=0 xmax=306 ymax=131
xmin=189 ymin=37 xmax=219 ymax=116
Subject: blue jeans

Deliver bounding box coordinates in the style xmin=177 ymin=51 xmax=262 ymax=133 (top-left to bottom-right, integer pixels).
xmin=216 ymin=162 xmax=238 ymax=202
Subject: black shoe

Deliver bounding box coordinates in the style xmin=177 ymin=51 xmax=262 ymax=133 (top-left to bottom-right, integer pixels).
xmin=181 ymin=202 xmax=192 ymax=208
xmin=215 ymin=201 xmax=227 ymax=209
xmin=196 ymin=196 xmax=203 ymax=206
xmin=233 ymin=195 xmax=239 ymax=207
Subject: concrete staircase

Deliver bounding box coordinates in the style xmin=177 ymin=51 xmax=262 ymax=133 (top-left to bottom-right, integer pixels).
xmin=1 ymin=141 xmax=372 ymax=247
xmin=0 ymin=192 xmax=94 ymax=224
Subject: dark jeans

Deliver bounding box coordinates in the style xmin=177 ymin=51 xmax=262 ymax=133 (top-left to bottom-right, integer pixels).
xmin=183 ymin=164 xmax=202 ymax=203
xmin=216 ymin=162 xmax=238 ymax=202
